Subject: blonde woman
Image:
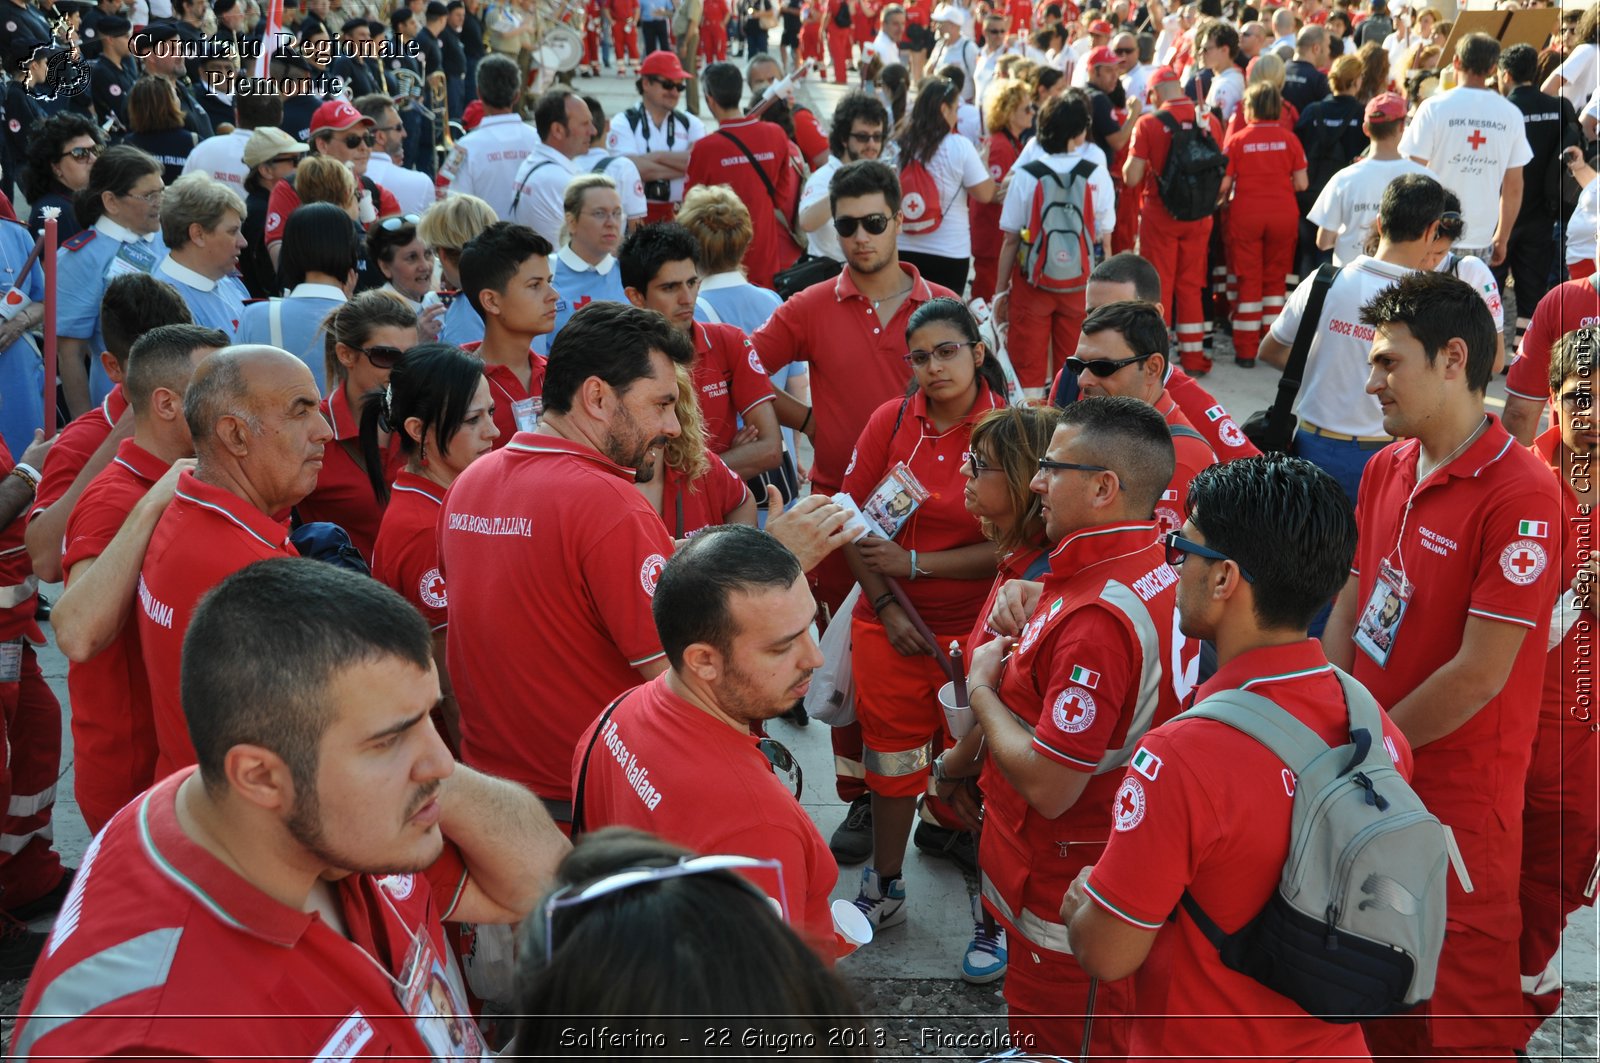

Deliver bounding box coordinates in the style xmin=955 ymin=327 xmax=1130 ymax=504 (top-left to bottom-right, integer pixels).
xmin=1224 ymin=52 xmax=1296 ymax=139
xmin=635 ymin=364 xmax=758 ymax=537
xmin=417 ymin=193 xmax=497 ymax=347
xmin=972 ymin=79 xmax=1032 ymax=303
xmin=677 ymin=185 xmax=782 ymax=333
xmin=549 ymin=173 xmax=628 ymax=345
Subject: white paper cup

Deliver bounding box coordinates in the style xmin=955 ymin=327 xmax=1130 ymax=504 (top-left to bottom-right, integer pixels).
xmin=939 ymin=681 xmax=974 ymax=739
xmin=832 ymin=898 xmax=874 ymax=956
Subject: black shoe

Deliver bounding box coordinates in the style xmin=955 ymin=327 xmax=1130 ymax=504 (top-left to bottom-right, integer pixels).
xmin=34 ymin=594 xmax=49 ymax=622
xmin=8 ymin=868 xmax=75 ymax=923
xmin=1234 ymin=356 xmax=1257 ymax=368
xmin=913 ymin=820 xmax=978 ymax=875
xmin=0 ymin=914 xmax=46 ymax=979
xmin=829 ymin=795 xmax=873 ymax=865
xmin=781 ymin=700 xmax=809 ymax=726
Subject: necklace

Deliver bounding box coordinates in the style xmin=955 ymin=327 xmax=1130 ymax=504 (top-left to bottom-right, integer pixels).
xmin=872 ymin=282 xmax=912 ymax=310
xmin=1417 ymin=414 xmax=1487 ymax=482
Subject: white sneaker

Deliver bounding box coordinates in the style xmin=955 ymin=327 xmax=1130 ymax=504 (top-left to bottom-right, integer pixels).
xmin=961 ymin=895 xmax=1007 ymax=984
xmin=852 ymin=867 xmax=907 ymax=929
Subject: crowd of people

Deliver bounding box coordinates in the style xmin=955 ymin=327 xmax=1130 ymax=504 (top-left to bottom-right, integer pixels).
xmin=0 ymin=0 xmax=1591 ymax=1056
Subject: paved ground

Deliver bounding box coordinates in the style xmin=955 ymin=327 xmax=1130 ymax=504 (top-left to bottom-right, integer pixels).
xmin=3 ymin=54 xmax=1595 ymax=1059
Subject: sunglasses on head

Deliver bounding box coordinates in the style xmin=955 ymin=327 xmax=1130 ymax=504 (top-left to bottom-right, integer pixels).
xmin=353 ymin=343 xmax=405 ymax=369
xmin=61 ymin=145 xmax=103 ymax=161
xmin=1066 ymin=351 xmax=1154 ymax=377
xmin=833 ymin=212 xmax=892 ymax=237
xmin=649 ymin=75 xmax=688 ymax=91
xmin=379 ymin=213 xmax=422 ymax=231
xmin=341 ymin=131 xmax=377 ymax=149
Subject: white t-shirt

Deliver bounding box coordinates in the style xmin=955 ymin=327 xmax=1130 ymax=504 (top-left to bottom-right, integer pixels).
xmin=871 ymin=31 xmax=902 ymax=66
xmin=1307 ymin=155 xmax=1434 ymax=266
xmin=1381 ymin=30 xmax=1416 ymax=79
xmin=957 ymin=101 xmax=983 ymax=145
xmin=1566 ymin=177 xmax=1600 ymax=268
xmin=1584 ymin=88 xmax=1600 ymax=127
xmin=507 ymin=144 xmax=577 ymax=249
xmin=896 ymin=132 xmax=990 ymax=258
xmin=365 ymin=154 xmax=436 ymax=217
xmin=1434 ymin=252 xmax=1504 ymax=333
xmin=1268 ymin=255 xmax=1415 ymax=437
xmin=1555 ymin=43 xmax=1599 ymax=110
xmin=438 ymin=113 xmax=542 ymax=221
xmin=800 ymin=154 xmax=844 ymax=262
xmin=1206 ymin=67 xmax=1245 ymax=125
xmin=181 ymin=129 xmax=253 ymax=189
xmin=579 ymin=148 xmax=649 ymax=219
xmin=1398 ymin=85 xmax=1534 ymax=250
xmin=998 ymin=144 xmax=1115 ymax=241
xmin=606 ymin=105 xmax=708 ymax=205
xmin=1124 ymin=63 xmax=1155 ymax=105
xmin=930 ymin=36 xmax=980 ymax=101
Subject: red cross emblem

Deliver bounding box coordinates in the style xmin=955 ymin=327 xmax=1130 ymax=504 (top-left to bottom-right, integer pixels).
xmin=1467 ymin=129 xmax=1487 ymax=150
xmin=574 ymin=295 xmax=593 ymax=310
xmin=1118 ymin=789 xmax=1138 ymax=817
xmin=1062 ymin=692 xmax=1089 ymax=725
xmin=1508 ymin=548 xmax=1537 ymax=577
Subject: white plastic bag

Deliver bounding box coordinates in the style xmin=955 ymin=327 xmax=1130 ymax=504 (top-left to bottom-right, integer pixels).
xmin=805 ymin=585 xmax=861 ymax=727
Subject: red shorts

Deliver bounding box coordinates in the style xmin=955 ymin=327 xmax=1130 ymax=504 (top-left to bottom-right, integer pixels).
xmin=850 ymin=615 xmax=965 ymax=799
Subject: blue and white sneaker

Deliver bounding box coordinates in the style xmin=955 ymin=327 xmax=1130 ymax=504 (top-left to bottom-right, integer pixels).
xmin=853 ymin=867 xmax=907 ymax=929
xmin=961 ymin=895 xmax=1007 ymax=984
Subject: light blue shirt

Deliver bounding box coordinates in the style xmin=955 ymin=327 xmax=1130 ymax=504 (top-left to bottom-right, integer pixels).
xmin=0 ymin=219 xmax=45 ymax=458
xmin=693 ymin=272 xmax=782 ymax=335
xmin=440 ymin=294 xmax=485 ymax=349
xmin=56 ymin=217 xmax=169 ymax=406
xmin=154 ymin=256 xmax=249 ymax=340
xmin=641 ymin=0 xmax=674 ymax=19
xmin=237 ymin=283 xmax=346 ymax=395
xmin=535 ymin=246 xmax=628 ymax=356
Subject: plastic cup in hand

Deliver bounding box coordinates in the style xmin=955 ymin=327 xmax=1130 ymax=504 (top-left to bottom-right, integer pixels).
xmin=831 ymin=898 xmax=874 ymax=956
xmin=939 ymin=681 xmax=974 ymax=739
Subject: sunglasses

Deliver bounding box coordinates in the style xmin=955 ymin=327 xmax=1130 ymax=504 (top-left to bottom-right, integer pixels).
xmin=61 ymin=145 xmax=103 ymax=161
xmin=353 ymin=343 xmax=406 ymax=369
xmin=267 ymin=154 xmax=302 ymax=166
xmin=341 ymin=131 xmax=377 ymax=149
xmin=1114 ymin=45 xmax=1135 ymax=53
xmin=649 ymin=76 xmax=688 ymax=92
xmin=848 ymin=131 xmax=886 ymax=143
xmin=1065 ymin=352 xmax=1153 ymax=377
xmin=1163 ymin=531 xmax=1255 ymax=583
xmin=1038 ymin=457 xmax=1112 ymax=475
xmin=833 ymin=212 xmax=892 ymax=237
xmin=903 ymin=340 xmax=973 ymax=368
xmin=379 ymin=213 xmax=422 ymax=231
xmin=758 ymin=737 xmax=802 ymax=798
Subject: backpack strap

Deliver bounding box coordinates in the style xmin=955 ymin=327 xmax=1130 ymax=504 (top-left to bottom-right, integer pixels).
xmin=1174 ymin=687 xmax=1333 ymax=775
xmin=716 ymin=128 xmax=806 ymax=246
xmin=509 ymin=158 xmax=559 ymax=216
xmin=570 ymin=687 xmax=638 ymax=836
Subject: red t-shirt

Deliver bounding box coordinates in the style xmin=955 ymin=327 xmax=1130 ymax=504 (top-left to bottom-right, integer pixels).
xmin=138 ymin=472 xmax=301 ymax=777
xmin=462 ymin=343 xmax=549 ymax=449
xmin=31 ymin=385 xmax=129 ymax=520
xmin=1506 ymin=278 xmax=1600 ymax=403
xmin=1128 ymin=100 xmax=1225 ymax=225
xmin=371 ymin=470 xmax=449 ymax=632
xmin=1155 ymin=389 xmax=1218 ymax=535
xmin=1530 ymin=427 xmax=1593 ymax=724
xmin=264 ymin=175 xmax=402 ymax=246
xmin=691 ymin=321 xmax=778 ymax=455
xmin=754 ymin=263 xmax=956 ymax=494
xmin=659 ymin=452 xmax=750 ymax=538
xmin=1223 ymin=120 xmax=1307 ymax=212
xmin=62 ymin=439 xmax=170 ymax=831
xmin=685 ymin=116 xmax=803 ymax=290
xmin=294 ymin=384 xmax=403 ymax=562
xmin=572 ymin=673 xmax=840 ymax=957
xmin=972 ymin=131 xmax=1022 ymax=259
xmin=15 ymin=770 xmax=468 ymax=1061
xmin=843 ymin=383 xmax=1006 ymax=631
xmin=1165 ymin=367 xmax=1261 ymax=461
xmin=439 ymin=433 xmax=674 ymax=803
xmin=1006 ymin=0 xmax=1033 ymax=31
xmin=1087 ymin=640 xmax=1412 ymax=1063
xmin=1223 ymin=100 xmax=1300 ymax=142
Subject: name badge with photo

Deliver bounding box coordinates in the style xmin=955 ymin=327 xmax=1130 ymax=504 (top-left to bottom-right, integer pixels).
xmin=1353 ymin=562 xmax=1412 ymax=668
xmin=860 ymin=461 xmax=930 ymax=540
xmin=397 ymin=925 xmax=491 ymax=1060
xmin=511 ymin=396 xmax=542 ymax=433
xmin=104 ymin=239 xmax=158 ymax=281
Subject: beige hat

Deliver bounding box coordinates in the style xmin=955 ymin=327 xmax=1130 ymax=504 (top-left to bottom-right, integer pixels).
xmin=243 ymin=127 xmax=311 ymax=169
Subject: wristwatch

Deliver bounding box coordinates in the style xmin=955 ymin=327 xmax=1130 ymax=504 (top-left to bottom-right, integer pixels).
xmin=929 ymin=752 xmax=950 ymax=787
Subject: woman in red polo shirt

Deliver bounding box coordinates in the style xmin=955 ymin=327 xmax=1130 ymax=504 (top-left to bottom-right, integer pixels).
xmin=367 ymin=344 xmax=500 ymax=752
xmin=637 ymin=364 xmax=758 ymax=537
xmin=294 ymin=289 xmax=418 ymax=559
xmin=971 ymin=80 xmax=1034 ymax=302
xmin=842 ymin=297 xmax=1008 ymax=930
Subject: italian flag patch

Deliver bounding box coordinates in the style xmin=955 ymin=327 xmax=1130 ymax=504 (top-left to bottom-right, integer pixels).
xmin=1131 ymin=747 xmax=1162 ymax=781
xmin=1206 ymin=404 xmax=1226 ymax=421
xmin=1069 ymin=665 xmax=1100 ymax=688
xmin=1519 ymin=520 xmax=1548 ymax=539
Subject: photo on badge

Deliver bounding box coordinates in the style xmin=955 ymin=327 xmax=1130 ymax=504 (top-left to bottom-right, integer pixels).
xmin=1353 ymin=580 xmax=1408 ymax=667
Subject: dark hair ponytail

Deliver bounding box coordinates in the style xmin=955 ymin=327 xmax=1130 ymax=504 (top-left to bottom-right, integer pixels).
xmin=359 ymin=343 xmax=486 ymax=504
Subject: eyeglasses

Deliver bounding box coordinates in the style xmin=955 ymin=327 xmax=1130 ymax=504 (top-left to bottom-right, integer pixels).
xmin=61 ymin=145 xmax=103 ymax=162
xmin=1065 ymin=352 xmax=1154 ymax=377
xmin=848 ymin=131 xmax=886 ymax=143
xmin=1114 ymin=45 xmax=1135 ymax=53
xmin=904 ymin=340 xmax=973 ymax=368
xmin=1163 ymin=531 xmax=1255 ymax=583
xmin=353 ymin=343 xmax=406 ymax=368
xmin=833 ymin=212 xmax=892 ymax=237
xmin=1436 ymin=210 xmax=1464 ymax=240
xmin=758 ymin=737 xmax=802 ymax=798
xmin=961 ymin=449 xmax=1001 ymax=475
xmin=1038 ymin=457 xmax=1112 ymax=475
xmin=341 ymin=131 xmax=377 ymax=149
xmin=379 ymin=213 xmax=422 ymax=230
xmin=648 ymin=76 xmax=688 ymax=92
xmin=123 ymin=187 xmax=165 ymax=204
xmin=268 ymin=154 xmax=302 ymax=166
xmin=581 ymin=207 xmax=625 ymax=223
xmin=540 ymin=855 xmax=791 ymax=963
xmin=985 ymin=27 xmax=1005 ymax=34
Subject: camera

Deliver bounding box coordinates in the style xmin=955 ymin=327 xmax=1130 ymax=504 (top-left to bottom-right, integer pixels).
xmin=643 ymin=178 xmax=672 ymax=202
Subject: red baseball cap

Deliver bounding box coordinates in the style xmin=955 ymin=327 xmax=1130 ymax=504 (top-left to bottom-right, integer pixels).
xmin=639 ymin=50 xmax=689 ymax=81
xmin=1087 ymin=45 xmax=1119 ymax=66
xmin=1149 ymin=65 xmax=1181 ymax=88
xmin=1364 ymin=91 xmax=1407 ymax=123
xmin=310 ymin=100 xmax=373 ymax=136
xmin=1089 ymin=19 xmax=1113 ymax=35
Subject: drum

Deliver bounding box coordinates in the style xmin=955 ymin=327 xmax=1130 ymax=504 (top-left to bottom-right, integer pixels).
xmin=532 ymin=23 xmax=584 ymax=71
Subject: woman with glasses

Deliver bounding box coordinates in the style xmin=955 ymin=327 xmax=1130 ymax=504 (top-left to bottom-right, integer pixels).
xmin=547 ymin=174 xmax=630 ymax=345
xmin=841 ymin=297 xmax=1008 ymax=931
xmin=123 ymin=77 xmax=201 ymax=186
xmin=238 ymin=203 xmax=362 ymax=393
xmin=367 ymin=343 xmax=499 ymax=752
xmin=417 ymin=194 xmax=496 ymax=348
xmin=893 ymin=76 xmax=999 ymax=296
xmin=296 ymin=289 xmax=419 ymax=559
xmin=55 ymin=145 xmax=167 ymax=415
xmin=20 ymin=113 xmax=105 ymax=244
xmin=636 ymin=364 xmax=758 ymax=536
xmin=970 ymin=78 xmax=1032 ymax=303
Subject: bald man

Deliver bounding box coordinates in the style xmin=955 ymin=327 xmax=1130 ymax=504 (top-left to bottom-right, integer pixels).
xmin=138 ymin=346 xmax=333 ymax=777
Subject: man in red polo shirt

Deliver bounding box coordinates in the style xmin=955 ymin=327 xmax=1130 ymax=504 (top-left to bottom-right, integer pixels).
xmin=1122 ymin=66 xmax=1224 ymax=375
xmin=753 ymin=158 xmax=956 ymax=863
xmin=263 ymin=100 xmax=404 ymax=253
xmin=685 ymin=63 xmax=803 ymax=289
xmin=24 ymin=274 xmax=192 ymax=584
xmin=1503 ymin=275 xmax=1600 ymax=445
xmin=1324 ymin=272 xmax=1563 ymax=1060
xmin=572 ymin=526 xmax=840 ymax=957
xmin=1071 ymin=299 xmax=1217 ymax=533
xmin=1517 ymin=327 xmax=1600 ymax=1044
xmin=139 ymin=346 xmax=334 ymax=776
xmin=942 ymin=396 xmax=1196 ymax=1056
xmin=54 ymin=325 xmax=226 ymax=833
xmin=458 ymin=222 xmax=559 ymax=446
xmin=619 ymin=223 xmax=782 ymax=478
xmin=1064 ymin=454 xmax=1413 ymax=1061
xmin=16 ymin=560 xmax=567 ymax=1059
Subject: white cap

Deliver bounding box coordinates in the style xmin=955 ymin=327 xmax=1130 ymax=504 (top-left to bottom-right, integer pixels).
xmin=932 ymin=4 xmax=967 ymax=27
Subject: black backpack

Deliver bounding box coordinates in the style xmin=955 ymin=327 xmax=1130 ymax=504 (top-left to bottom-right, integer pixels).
xmin=1155 ymin=109 xmax=1227 ymax=222
xmin=1298 ymin=107 xmax=1364 ymax=211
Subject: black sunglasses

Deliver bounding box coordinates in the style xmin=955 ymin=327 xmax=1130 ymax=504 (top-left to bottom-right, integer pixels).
xmin=1163 ymin=531 xmax=1255 ymax=583
xmin=61 ymin=145 xmax=103 ymax=161
xmin=649 ymin=76 xmax=688 ymax=91
xmin=758 ymin=737 xmax=802 ymax=798
xmin=379 ymin=213 xmax=422 ymax=231
xmin=341 ymin=131 xmax=377 ymax=149
xmin=1066 ymin=352 xmax=1154 ymax=377
xmin=833 ymin=212 xmax=892 ymax=237
xmin=354 ymin=344 xmax=406 ymax=369
xmin=848 ymin=131 xmax=886 ymax=143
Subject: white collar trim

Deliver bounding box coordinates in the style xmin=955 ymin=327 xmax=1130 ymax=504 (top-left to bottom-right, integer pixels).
xmin=699 ymin=271 xmax=747 ymax=291
xmin=157 ymin=255 xmax=219 ymax=292
xmin=286 ymin=282 xmax=348 ymax=301
xmin=557 ymin=245 xmax=616 ymax=275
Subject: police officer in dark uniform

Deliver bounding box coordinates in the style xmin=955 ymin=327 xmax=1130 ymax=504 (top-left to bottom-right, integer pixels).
xmin=1 ymin=0 xmax=56 ymax=64
xmin=193 ymin=40 xmax=237 ymax=133
xmin=327 ymin=17 xmax=382 ymax=99
xmin=386 ymin=7 xmax=436 ymax=176
xmin=440 ymin=0 xmax=467 ymax=119
xmin=89 ymin=14 xmax=135 ymax=130
xmin=78 ymin=0 xmax=127 ymax=59
xmin=211 ymin=0 xmax=251 ymax=56
xmin=139 ymin=21 xmax=215 ymax=139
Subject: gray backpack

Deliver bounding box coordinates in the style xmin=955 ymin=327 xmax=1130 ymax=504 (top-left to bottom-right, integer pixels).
xmin=1173 ymin=668 xmax=1447 ymax=1021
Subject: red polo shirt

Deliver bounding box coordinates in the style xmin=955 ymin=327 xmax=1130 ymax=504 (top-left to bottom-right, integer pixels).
xmin=14 ymin=769 xmax=468 ymax=1061
xmin=30 ymin=384 xmax=129 ymax=519
xmin=685 ymin=116 xmax=803 ymax=290
xmin=1506 ymin=278 xmax=1600 ymax=403
xmin=754 ymin=263 xmax=956 ymax=494
xmin=0 ymin=439 xmax=40 ymax=644
xmin=1531 ymin=427 xmax=1593 ymax=721
xmin=62 ymin=439 xmax=171 ymax=832
xmin=439 ymin=432 xmax=675 ymax=804
xmin=1128 ymin=100 xmax=1225 ymax=225
xmin=295 ymin=384 xmax=403 ymax=562
xmin=1155 ymin=389 xmax=1219 ymax=535
xmin=966 ymin=543 xmax=1050 ymax=655
xmin=691 ymin=321 xmax=777 ymax=455
xmin=842 ymin=382 xmax=1007 ymax=630
xmin=138 ymin=472 xmax=301 ymax=777
xmin=659 ymin=452 xmax=750 ymax=538
xmin=1087 ymin=640 xmax=1411 ymax=1063
xmin=1166 ymin=368 xmax=1262 ymax=462
xmin=371 ymin=471 xmax=449 ymax=632
xmin=470 ymin=346 xmax=548 ymax=449
xmin=572 ymin=673 xmax=839 ymax=958
xmin=1223 ymin=120 xmax=1307 ymax=213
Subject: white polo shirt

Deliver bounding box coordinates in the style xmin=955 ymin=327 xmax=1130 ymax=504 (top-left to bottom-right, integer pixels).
xmin=507 ymin=144 xmax=577 ymax=249
xmin=365 ymin=153 xmax=436 ymax=217
xmin=181 ymin=129 xmax=253 ymax=189
xmin=1399 ymin=85 xmax=1533 ymax=250
xmin=1307 ymin=155 xmax=1434 ymax=266
xmin=579 ymin=148 xmax=649 ymax=220
xmin=799 ymin=154 xmax=843 ymax=262
xmin=437 ymin=112 xmax=542 ymax=220
xmin=606 ymin=105 xmax=707 ymax=207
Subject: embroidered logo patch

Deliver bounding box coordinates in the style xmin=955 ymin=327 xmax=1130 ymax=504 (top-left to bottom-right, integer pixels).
xmin=1113 ymin=777 xmax=1146 ymax=832
xmin=1499 ymin=539 xmax=1547 ymax=586
xmin=1052 ymin=687 xmax=1097 ymax=733
xmin=640 ymin=553 xmax=667 ymax=596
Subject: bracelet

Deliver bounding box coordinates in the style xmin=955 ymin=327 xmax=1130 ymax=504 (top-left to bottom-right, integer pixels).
xmin=908 ymin=549 xmax=918 ymax=580
xmin=800 ymin=408 xmax=813 ymax=434
xmin=872 ymin=592 xmax=897 ymax=614
xmin=10 ymin=462 xmax=39 ymax=488
xmin=968 ymin=684 xmax=995 ymax=701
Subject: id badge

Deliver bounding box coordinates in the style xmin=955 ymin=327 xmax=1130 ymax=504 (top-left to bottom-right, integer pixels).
xmin=1353 ymin=563 xmax=1412 ymax=668
xmin=0 ymin=641 xmax=19 ymax=684
xmin=861 ymin=461 xmax=931 ymax=540
xmin=397 ymin=926 xmax=491 ymax=1060
xmin=511 ymin=396 xmax=542 ymax=433
xmin=104 ymin=240 xmax=157 ymax=281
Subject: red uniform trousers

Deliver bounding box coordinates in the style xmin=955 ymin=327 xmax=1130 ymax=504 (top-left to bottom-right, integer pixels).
xmin=1517 ymin=710 xmax=1599 ymax=1042
xmin=1007 ymin=278 xmax=1087 ymax=391
xmin=612 ymin=18 xmax=640 ymax=62
xmin=584 ymin=27 xmax=601 ymax=65
xmin=970 ymin=255 xmax=998 ymax=304
xmin=701 ymin=19 xmax=729 ymax=60
xmin=800 ymin=18 xmax=822 ymax=62
xmin=1111 ymin=179 xmax=1138 ymax=256
xmin=1139 ymin=211 xmax=1213 ymax=374
xmin=852 ymin=617 xmax=964 ymax=802
xmin=0 ymin=646 xmax=65 ymax=909
xmin=1003 ymin=926 xmax=1134 ymax=1060
xmin=1225 ymin=205 xmax=1297 ymax=362
xmin=826 ymin=25 xmax=853 ymax=82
